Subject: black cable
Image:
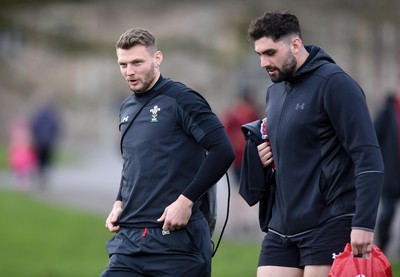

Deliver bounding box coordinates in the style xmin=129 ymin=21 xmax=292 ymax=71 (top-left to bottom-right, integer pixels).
xmin=212 ymin=172 xmax=230 ymax=257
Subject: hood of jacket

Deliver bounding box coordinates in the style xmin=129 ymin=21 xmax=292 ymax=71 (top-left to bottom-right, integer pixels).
xmin=287 ymin=45 xmax=336 ymax=83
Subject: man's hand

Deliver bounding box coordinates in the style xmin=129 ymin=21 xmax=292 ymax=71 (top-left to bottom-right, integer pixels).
xmin=257 ymin=141 xmax=274 ymax=168
xmin=105 ymin=200 xmax=123 ymax=232
xmin=350 ymin=229 xmax=374 ymax=257
xmin=157 ymin=194 xmax=193 ymax=231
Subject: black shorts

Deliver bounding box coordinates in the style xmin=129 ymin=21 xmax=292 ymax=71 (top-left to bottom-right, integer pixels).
xmin=100 ymin=218 xmax=212 ymax=277
xmin=258 ymin=216 xmax=352 ymax=268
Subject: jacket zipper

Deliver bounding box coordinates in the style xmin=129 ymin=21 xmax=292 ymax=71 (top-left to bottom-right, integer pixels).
xmin=275 ymin=82 xmax=291 ymax=235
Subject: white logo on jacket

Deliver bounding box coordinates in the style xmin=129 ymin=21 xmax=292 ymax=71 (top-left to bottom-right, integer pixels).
xmin=150 ymin=105 xmax=161 ymax=122
xmin=121 ymin=116 xmax=129 ymax=123
xmin=295 ymin=103 xmax=306 ymax=110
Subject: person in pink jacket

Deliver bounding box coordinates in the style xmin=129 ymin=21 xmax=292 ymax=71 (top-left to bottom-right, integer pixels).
xmin=8 ymin=118 xmax=37 ymax=190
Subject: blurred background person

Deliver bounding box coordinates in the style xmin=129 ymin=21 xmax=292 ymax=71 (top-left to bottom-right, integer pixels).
xmin=30 ymin=100 xmax=61 ymax=190
xmin=223 ymin=87 xmax=261 ymax=186
xmin=375 ymin=76 xmax=400 ymax=256
xmin=8 ymin=117 xmax=37 ymax=191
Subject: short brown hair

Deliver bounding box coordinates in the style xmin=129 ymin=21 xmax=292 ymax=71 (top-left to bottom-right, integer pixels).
xmin=116 ymin=28 xmax=157 ymax=53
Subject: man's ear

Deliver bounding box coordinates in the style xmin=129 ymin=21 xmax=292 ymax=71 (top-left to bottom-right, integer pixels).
xmin=291 ymin=37 xmax=302 ymax=54
xmin=155 ymin=50 xmax=163 ymax=67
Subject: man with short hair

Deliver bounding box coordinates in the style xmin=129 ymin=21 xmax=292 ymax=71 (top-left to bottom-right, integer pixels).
xmin=246 ymin=11 xmax=384 ymax=277
xmin=100 ymin=28 xmax=235 ymax=277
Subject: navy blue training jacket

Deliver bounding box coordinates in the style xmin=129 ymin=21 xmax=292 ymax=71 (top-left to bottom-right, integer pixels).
xmin=265 ymin=45 xmax=384 ymax=236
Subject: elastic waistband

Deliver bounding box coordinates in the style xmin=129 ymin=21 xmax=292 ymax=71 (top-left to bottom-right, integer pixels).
xmin=268 ymin=214 xmax=353 ymax=238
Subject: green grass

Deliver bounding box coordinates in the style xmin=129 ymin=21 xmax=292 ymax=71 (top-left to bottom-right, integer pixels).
xmin=211 ymin=240 xmax=260 ymax=276
xmin=0 ymin=188 xmax=113 ymax=277
xmin=0 ymin=188 xmax=399 ymax=277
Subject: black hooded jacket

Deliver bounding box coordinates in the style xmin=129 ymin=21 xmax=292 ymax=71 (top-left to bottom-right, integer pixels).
xmin=264 ymin=45 xmax=383 ymax=236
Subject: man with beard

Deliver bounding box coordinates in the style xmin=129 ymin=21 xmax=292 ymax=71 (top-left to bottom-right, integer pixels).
xmin=100 ymin=28 xmax=235 ymax=277
xmin=246 ymin=11 xmax=384 ymax=277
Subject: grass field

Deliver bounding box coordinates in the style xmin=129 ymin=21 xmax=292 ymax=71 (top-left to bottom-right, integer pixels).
xmin=0 ymin=188 xmax=399 ymax=276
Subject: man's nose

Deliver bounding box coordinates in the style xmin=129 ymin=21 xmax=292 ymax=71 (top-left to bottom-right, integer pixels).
xmin=260 ymin=57 xmax=270 ymax=68
xmin=126 ymin=64 xmax=135 ymax=75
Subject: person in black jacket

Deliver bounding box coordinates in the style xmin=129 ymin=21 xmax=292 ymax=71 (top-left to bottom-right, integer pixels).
xmin=100 ymin=28 xmax=235 ymax=277
xmin=30 ymin=101 xmax=61 ymax=189
xmin=375 ymin=78 xmax=400 ymax=255
xmin=246 ymin=11 xmax=384 ymax=277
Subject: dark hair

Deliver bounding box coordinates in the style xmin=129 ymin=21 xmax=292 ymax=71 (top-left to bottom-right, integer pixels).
xmin=248 ymin=11 xmax=301 ymax=42
xmin=116 ymin=28 xmax=157 ymax=52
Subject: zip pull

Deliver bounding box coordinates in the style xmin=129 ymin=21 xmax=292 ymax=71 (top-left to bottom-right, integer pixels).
xmin=142 ymin=227 xmax=148 ymax=237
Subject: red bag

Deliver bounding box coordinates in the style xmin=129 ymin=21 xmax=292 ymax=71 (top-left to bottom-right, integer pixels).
xmin=328 ymin=243 xmax=392 ymax=277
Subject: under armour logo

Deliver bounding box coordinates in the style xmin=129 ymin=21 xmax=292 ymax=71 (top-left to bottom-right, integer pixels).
xmin=121 ymin=116 xmax=129 ymax=123
xmin=332 ymin=252 xmax=341 ymax=260
xmin=295 ymin=103 xmax=305 ymax=110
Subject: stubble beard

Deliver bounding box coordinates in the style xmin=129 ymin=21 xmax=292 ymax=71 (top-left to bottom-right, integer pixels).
xmin=129 ymin=62 xmax=156 ymax=93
